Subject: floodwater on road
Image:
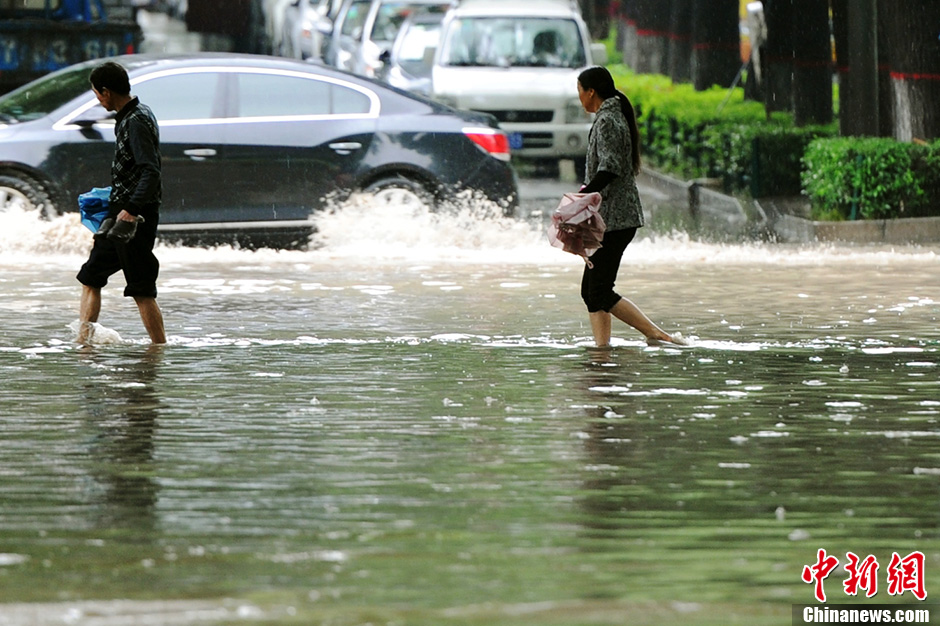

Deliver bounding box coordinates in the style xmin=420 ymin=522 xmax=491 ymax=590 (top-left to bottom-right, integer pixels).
xmin=0 ymin=195 xmax=938 ymax=625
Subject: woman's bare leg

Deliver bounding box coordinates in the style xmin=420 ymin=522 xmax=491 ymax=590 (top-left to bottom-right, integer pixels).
xmin=589 ymin=311 xmax=612 ymax=348
xmin=609 ymin=298 xmax=676 ymax=344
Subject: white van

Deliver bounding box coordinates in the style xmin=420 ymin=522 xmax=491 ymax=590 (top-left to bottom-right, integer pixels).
xmin=431 ymin=0 xmax=607 ymax=170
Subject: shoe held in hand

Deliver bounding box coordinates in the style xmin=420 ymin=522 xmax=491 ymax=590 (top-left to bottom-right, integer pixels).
xmin=107 ymin=215 xmax=144 ymax=243
xmin=93 ymin=217 xmax=115 ymax=240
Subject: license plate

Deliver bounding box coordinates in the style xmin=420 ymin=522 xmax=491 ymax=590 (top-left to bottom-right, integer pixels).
xmin=508 ymin=132 xmax=524 ymax=150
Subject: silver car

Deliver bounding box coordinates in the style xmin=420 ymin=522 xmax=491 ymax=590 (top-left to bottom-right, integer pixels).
xmin=376 ymin=11 xmax=442 ymax=96
xmin=432 ymin=0 xmax=607 ymax=171
xmin=327 ymin=0 xmax=449 ymax=79
xmin=275 ymin=0 xmax=344 ymax=59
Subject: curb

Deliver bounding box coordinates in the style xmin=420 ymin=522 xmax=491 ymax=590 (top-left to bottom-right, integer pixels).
xmin=639 ymin=169 xmax=755 ymax=237
xmin=641 ymin=169 xmax=940 ymax=245
xmin=772 ymin=213 xmax=940 ymax=245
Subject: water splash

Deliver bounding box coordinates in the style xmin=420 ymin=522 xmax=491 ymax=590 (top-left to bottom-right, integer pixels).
xmin=1 ymin=196 xmax=939 ymax=270
xmin=309 ymin=191 xmax=548 ymax=264
xmin=0 ymin=207 xmax=91 ymax=262
xmin=66 ymin=320 xmax=125 ymax=346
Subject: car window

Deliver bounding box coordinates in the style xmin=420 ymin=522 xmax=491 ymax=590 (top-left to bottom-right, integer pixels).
xmin=17 ymin=0 xmax=59 ymax=8
xmin=132 ymin=72 xmax=221 ymax=121
xmin=440 ymin=17 xmax=586 ymax=68
xmin=236 ymin=73 xmax=332 ymax=116
xmin=0 ymin=63 xmax=91 ymax=123
xmin=234 ymin=73 xmax=371 ymax=117
xmin=331 ymin=83 xmax=371 ymax=115
xmin=341 ymin=0 xmax=371 ymax=38
xmin=398 ymin=21 xmax=440 ymax=62
xmin=373 ymin=3 xmax=448 ymax=44
xmin=326 ymin=0 xmax=345 ymax=18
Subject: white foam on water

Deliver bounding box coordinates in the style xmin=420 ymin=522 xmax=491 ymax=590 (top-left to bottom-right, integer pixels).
xmin=306 ymin=195 xmax=940 ymax=268
xmin=0 ymin=553 xmax=29 ymax=566
xmin=65 ymin=320 xmax=125 ymax=346
xmin=0 ymin=207 xmax=91 ymax=265
xmin=309 ymin=192 xmax=551 ymax=265
xmin=0 ymin=599 xmax=263 ymax=626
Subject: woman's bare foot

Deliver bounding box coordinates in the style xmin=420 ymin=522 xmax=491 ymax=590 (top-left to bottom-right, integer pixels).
xmin=647 ymin=332 xmax=689 ymax=347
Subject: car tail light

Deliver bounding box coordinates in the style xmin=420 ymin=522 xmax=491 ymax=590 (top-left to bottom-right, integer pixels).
xmin=463 ymin=127 xmax=511 ymax=162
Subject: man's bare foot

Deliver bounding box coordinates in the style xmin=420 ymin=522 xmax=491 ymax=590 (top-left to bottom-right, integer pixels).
xmin=77 ymin=321 xmax=96 ymax=345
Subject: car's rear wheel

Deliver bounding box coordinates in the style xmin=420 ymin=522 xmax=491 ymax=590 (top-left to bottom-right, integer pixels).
xmin=364 ymin=175 xmax=434 ymax=211
xmin=0 ymin=174 xmax=56 ymax=218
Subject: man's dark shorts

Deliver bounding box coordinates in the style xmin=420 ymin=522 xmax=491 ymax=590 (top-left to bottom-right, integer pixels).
xmin=77 ymin=215 xmax=160 ymax=298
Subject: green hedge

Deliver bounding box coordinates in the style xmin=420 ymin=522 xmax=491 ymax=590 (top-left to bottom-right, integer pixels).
xmin=608 ymin=65 xmax=837 ymax=198
xmin=802 ymin=138 xmax=940 ymax=220
xmin=606 ymin=64 xmax=940 ymax=220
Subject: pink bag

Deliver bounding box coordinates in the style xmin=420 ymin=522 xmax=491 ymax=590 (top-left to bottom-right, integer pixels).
xmin=547 ymin=192 xmax=606 ymax=268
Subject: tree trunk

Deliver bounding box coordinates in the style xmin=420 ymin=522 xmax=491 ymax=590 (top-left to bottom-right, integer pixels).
xmin=619 ymin=0 xmax=640 ymax=70
xmin=595 ymin=0 xmax=612 ymax=39
xmin=882 ymin=0 xmax=940 ymax=140
xmin=634 ymin=0 xmax=671 ymax=75
xmin=580 ymin=0 xmax=609 ymax=39
xmin=579 ymin=0 xmax=594 ymax=39
xmin=762 ymin=0 xmax=794 ymax=113
xmin=791 ymin=0 xmax=832 ymax=125
xmin=842 ymin=0 xmax=879 ymax=135
xmin=690 ymin=0 xmax=740 ymax=90
xmin=668 ymin=0 xmax=693 ymax=83
xmin=876 ymin=0 xmax=893 ymax=137
xmin=831 ymin=0 xmax=850 ymax=133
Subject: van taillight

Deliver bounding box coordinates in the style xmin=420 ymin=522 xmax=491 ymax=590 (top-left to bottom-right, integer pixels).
xmin=463 ymin=128 xmax=511 ymax=162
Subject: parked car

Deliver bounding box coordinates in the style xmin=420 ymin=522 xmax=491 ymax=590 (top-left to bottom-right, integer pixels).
xmin=327 ymin=0 xmax=449 ymax=79
xmin=0 ymin=53 xmax=517 ymax=248
xmin=377 ymin=10 xmax=442 ymax=96
xmin=275 ymin=0 xmax=344 ymax=60
xmin=432 ymin=0 xmax=607 ymax=174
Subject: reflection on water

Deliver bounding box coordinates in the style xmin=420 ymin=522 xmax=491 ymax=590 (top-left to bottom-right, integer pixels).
xmin=79 ymin=348 xmax=162 ymax=534
xmin=0 ymin=201 xmax=937 ymax=624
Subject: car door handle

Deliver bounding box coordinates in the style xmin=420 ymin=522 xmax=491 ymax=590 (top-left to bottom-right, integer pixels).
xmin=329 ymin=142 xmax=362 ymax=155
xmin=184 ymin=148 xmax=217 ymax=160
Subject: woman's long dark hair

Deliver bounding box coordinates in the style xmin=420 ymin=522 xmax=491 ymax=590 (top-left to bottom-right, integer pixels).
xmin=578 ymin=66 xmax=641 ymax=175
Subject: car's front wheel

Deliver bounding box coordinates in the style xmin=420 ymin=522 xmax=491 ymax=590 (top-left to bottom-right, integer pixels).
xmin=364 ymin=175 xmax=434 ymax=211
xmin=0 ymin=174 xmax=56 ymax=218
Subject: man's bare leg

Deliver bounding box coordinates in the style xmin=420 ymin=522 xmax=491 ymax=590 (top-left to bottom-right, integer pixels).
xmin=134 ymin=296 xmax=166 ymax=344
xmin=78 ymin=285 xmax=102 ymax=344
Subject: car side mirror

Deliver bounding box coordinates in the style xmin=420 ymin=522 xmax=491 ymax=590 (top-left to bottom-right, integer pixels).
xmin=590 ymin=42 xmax=608 ymax=66
xmin=73 ymin=116 xmax=110 ymax=139
xmin=74 ymin=109 xmax=114 ymax=126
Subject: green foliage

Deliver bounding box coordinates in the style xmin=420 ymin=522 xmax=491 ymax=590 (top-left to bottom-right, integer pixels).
xmin=802 ymin=138 xmax=939 ymax=220
xmin=910 ymin=140 xmax=940 ymax=217
xmin=601 ymin=25 xmax=623 ymax=65
xmin=606 ymin=64 xmax=938 ymax=220
xmin=608 ymin=65 xmax=836 ymax=197
xmin=749 ymin=125 xmax=835 ymax=198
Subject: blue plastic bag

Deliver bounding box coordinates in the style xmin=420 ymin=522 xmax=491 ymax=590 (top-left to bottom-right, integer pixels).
xmin=78 ymin=187 xmax=111 ymax=233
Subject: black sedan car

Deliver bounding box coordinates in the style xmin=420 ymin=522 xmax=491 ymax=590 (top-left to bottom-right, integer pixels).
xmin=0 ymin=53 xmax=518 ymax=247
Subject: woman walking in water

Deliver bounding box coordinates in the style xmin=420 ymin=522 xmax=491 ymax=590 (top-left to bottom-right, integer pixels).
xmin=577 ymin=66 xmax=685 ymax=348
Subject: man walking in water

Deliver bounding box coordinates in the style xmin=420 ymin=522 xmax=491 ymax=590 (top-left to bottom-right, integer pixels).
xmin=77 ymin=61 xmax=166 ymax=344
